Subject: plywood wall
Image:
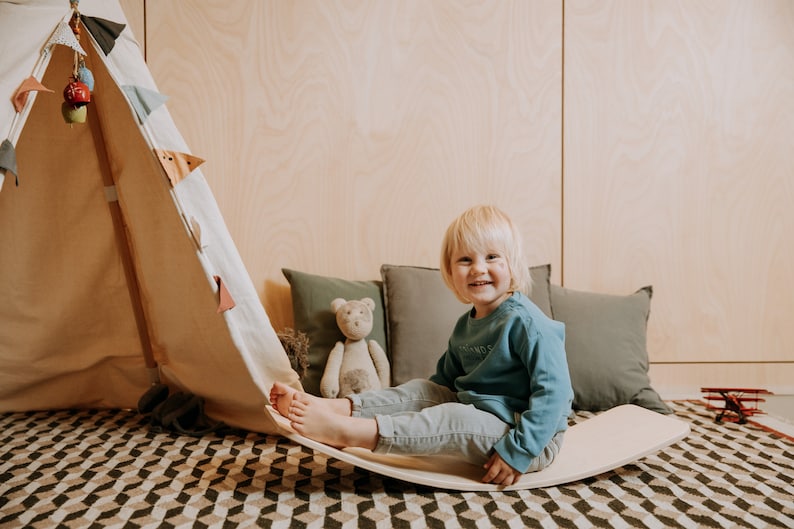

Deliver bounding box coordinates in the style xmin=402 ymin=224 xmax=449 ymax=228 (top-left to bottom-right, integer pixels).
xmin=118 ymin=0 xmax=144 ymax=52
xmin=563 ymin=0 xmax=794 ymax=393
xmin=142 ymin=0 xmax=563 ymax=330
xmin=124 ymin=1 xmax=793 ymax=394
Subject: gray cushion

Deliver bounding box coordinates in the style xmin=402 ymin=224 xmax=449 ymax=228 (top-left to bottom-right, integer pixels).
xmin=380 ymin=264 xmax=553 ymax=385
xmin=550 ymin=284 xmax=671 ymax=414
xmin=282 ymin=268 xmax=387 ymax=396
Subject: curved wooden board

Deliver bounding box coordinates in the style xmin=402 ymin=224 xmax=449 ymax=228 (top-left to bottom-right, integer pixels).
xmin=265 ymin=404 xmax=690 ymax=491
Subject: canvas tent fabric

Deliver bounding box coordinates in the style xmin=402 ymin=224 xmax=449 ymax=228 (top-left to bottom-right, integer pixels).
xmin=0 ymin=0 xmax=300 ymax=434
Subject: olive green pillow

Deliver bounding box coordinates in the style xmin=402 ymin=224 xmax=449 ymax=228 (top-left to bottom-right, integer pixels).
xmin=550 ymin=284 xmax=671 ymax=414
xmin=380 ymin=264 xmax=553 ymax=385
xmin=282 ymin=269 xmax=387 ymax=396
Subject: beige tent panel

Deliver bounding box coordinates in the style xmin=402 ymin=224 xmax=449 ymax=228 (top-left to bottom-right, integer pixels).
xmin=0 ymin=0 xmax=299 ymax=433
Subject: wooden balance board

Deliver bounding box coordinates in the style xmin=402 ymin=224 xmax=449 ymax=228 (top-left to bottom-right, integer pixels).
xmin=264 ymin=403 xmax=690 ymax=491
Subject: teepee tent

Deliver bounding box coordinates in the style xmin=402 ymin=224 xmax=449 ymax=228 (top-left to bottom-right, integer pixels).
xmin=0 ymin=0 xmax=300 ymax=433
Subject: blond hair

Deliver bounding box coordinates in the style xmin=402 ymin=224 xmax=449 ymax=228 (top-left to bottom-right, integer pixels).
xmin=440 ymin=205 xmax=531 ymax=304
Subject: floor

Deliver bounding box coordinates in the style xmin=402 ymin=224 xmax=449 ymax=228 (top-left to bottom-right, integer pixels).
xmin=3 ymin=400 xmax=792 ymax=529
xmin=755 ymin=394 xmax=794 ymax=438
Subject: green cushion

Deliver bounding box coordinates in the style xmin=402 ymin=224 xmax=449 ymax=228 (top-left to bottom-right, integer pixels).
xmin=550 ymin=284 xmax=671 ymax=414
xmin=380 ymin=264 xmax=553 ymax=385
xmin=282 ymin=269 xmax=388 ymax=396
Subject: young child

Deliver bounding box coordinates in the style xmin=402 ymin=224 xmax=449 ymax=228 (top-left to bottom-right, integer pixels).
xmin=270 ymin=205 xmax=573 ymax=486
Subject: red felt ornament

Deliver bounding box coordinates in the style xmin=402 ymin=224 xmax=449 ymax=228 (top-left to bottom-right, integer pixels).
xmin=63 ymin=80 xmax=90 ymax=107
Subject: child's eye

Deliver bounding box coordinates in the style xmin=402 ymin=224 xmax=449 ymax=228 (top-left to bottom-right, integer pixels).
xmin=486 ymin=254 xmax=500 ymax=261
xmin=457 ymin=256 xmax=472 ymax=264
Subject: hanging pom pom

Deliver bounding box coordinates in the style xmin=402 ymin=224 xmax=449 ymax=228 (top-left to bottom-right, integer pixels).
xmin=69 ymin=9 xmax=81 ymax=36
xmin=63 ymin=80 xmax=90 ymax=107
xmin=62 ymin=102 xmax=87 ymax=124
xmin=63 ymin=1 xmax=86 ymax=126
xmin=77 ymin=65 xmax=94 ymax=91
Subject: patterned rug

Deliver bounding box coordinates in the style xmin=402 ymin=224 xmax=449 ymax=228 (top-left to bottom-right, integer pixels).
xmin=1 ymin=401 xmax=792 ymax=528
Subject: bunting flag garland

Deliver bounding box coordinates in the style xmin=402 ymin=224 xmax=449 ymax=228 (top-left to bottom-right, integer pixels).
xmin=45 ymin=21 xmax=86 ymax=56
xmin=12 ymin=77 xmax=54 ymax=113
xmin=213 ymin=276 xmax=236 ymax=313
xmin=80 ymin=15 xmax=126 ymax=55
xmin=154 ymin=149 xmax=205 ymax=187
xmin=0 ymin=139 xmax=19 ymax=187
xmin=121 ymin=85 xmax=169 ymax=123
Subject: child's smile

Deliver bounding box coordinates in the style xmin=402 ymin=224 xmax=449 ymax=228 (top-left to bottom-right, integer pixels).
xmin=451 ymin=248 xmax=512 ymax=318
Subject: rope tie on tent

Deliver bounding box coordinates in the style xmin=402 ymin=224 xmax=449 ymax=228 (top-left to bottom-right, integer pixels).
xmin=62 ymin=0 xmax=93 ymax=126
xmin=104 ymin=185 xmax=118 ymax=203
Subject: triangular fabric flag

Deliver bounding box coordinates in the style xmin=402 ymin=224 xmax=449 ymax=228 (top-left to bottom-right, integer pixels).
xmin=121 ymin=85 xmax=169 ymax=123
xmin=80 ymin=15 xmax=126 ymax=55
xmin=0 ymin=139 xmax=19 ymax=186
xmin=45 ymin=21 xmax=86 ymax=55
xmin=154 ymin=149 xmax=205 ymax=187
xmin=12 ymin=76 xmax=54 ymax=113
xmin=213 ymin=276 xmax=236 ymax=313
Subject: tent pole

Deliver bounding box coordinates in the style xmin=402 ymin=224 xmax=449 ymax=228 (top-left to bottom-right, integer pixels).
xmin=85 ymin=78 xmax=160 ymax=384
xmin=103 ymin=184 xmax=160 ymax=385
xmin=78 ymin=43 xmax=160 ymax=385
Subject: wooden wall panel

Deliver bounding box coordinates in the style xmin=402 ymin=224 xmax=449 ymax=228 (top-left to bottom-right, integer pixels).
xmin=564 ymin=0 xmax=794 ymax=388
xmin=133 ymin=1 xmax=792 ymax=394
xmin=144 ymin=1 xmax=563 ymax=330
xmin=649 ymin=363 xmax=794 ymax=397
xmin=119 ymin=0 xmax=144 ymax=53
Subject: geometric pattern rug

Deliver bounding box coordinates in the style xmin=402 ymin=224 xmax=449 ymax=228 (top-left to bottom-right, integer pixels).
xmin=2 ymin=401 xmax=792 ymax=528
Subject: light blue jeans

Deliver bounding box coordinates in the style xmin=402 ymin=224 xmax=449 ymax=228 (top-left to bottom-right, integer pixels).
xmin=347 ymin=378 xmax=563 ymax=470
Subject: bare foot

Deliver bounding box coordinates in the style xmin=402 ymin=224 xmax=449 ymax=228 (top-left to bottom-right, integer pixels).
xmin=269 ymin=382 xmax=351 ymax=418
xmin=269 ymin=382 xmax=300 ymax=417
xmin=288 ymin=391 xmax=378 ymax=450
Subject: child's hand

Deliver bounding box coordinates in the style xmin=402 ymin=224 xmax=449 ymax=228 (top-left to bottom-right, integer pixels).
xmin=482 ymin=452 xmax=521 ymax=486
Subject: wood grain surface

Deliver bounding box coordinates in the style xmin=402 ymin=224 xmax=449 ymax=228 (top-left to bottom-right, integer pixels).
xmin=123 ymin=1 xmax=793 ymax=392
xmin=118 ymin=0 xmax=144 ymax=51
xmin=564 ymin=0 xmax=794 ymax=368
xmin=143 ymin=0 xmax=562 ymax=329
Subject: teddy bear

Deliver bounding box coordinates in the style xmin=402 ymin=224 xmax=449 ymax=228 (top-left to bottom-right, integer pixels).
xmin=320 ymin=297 xmax=390 ymax=398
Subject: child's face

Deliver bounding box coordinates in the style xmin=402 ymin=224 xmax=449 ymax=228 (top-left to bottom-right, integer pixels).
xmin=449 ymin=246 xmax=512 ymax=318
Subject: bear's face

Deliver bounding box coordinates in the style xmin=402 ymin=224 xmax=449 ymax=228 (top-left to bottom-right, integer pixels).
xmin=333 ymin=298 xmax=374 ymax=341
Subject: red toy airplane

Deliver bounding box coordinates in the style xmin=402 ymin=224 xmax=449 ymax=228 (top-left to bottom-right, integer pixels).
xmin=700 ymin=387 xmax=772 ymax=424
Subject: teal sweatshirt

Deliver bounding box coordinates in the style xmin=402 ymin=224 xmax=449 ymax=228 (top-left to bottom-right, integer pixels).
xmin=429 ymin=292 xmax=573 ymax=473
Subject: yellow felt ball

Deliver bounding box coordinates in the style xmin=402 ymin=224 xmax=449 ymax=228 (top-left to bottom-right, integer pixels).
xmin=61 ymin=102 xmax=87 ymax=124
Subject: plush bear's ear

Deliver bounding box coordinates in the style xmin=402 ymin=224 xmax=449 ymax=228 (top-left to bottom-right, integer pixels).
xmin=360 ymin=297 xmax=376 ymax=311
xmin=331 ymin=298 xmax=347 ymax=313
